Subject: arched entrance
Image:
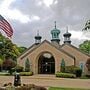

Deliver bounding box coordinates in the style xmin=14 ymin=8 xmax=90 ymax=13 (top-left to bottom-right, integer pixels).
xmin=38 ymin=52 xmax=55 ymax=74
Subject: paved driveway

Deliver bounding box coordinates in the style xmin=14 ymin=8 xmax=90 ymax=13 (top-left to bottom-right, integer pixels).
xmin=0 ymin=75 xmax=90 ymax=89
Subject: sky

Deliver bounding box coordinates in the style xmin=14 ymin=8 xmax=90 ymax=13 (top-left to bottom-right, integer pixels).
xmin=0 ymin=0 xmax=90 ymax=48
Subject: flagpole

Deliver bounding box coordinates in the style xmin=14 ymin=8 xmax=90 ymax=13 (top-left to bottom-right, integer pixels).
xmin=0 ymin=32 xmax=4 ymax=72
xmin=0 ymin=41 xmax=3 ymax=72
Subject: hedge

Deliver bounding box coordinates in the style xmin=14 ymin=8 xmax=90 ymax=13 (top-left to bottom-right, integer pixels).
xmin=74 ymin=68 xmax=82 ymax=77
xmin=0 ymin=72 xmax=10 ymax=76
xmin=65 ymin=65 xmax=82 ymax=77
xmin=56 ymin=72 xmax=76 ymax=78
xmin=20 ymin=72 xmax=33 ymax=76
xmin=65 ymin=65 xmax=77 ymax=73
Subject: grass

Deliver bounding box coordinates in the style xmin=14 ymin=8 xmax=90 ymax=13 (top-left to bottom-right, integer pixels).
xmin=49 ymin=87 xmax=90 ymax=90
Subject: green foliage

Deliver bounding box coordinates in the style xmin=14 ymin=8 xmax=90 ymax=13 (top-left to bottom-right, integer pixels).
xmin=65 ymin=65 xmax=82 ymax=77
xmin=11 ymin=65 xmax=23 ymax=72
xmin=85 ymin=74 xmax=90 ymax=78
xmin=65 ymin=65 xmax=78 ymax=73
xmin=56 ymin=72 xmax=76 ymax=78
xmin=18 ymin=46 xmax=27 ymax=53
xmin=60 ymin=59 xmax=65 ymax=73
xmin=79 ymin=40 xmax=90 ymax=54
xmin=25 ymin=58 xmax=30 ymax=72
xmin=0 ymin=58 xmax=3 ymax=65
xmin=20 ymin=72 xmax=33 ymax=76
xmin=0 ymin=72 xmax=10 ymax=76
xmin=80 ymin=75 xmax=90 ymax=79
xmin=83 ymin=20 xmax=90 ymax=31
xmin=0 ymin=33 xmax=27 ymax=71
xmin=74 ymin=68 xmax=82 ymax=77
xmin=0 ymin=33 xmax=20 ymax=61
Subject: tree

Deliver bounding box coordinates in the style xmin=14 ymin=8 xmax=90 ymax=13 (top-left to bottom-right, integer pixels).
xmin=60 ymin=59 xmax=65 ymax=72
xmin=0 ymin=33 xmax=27 ymax=71
xmin=82 ymin=20 xmax=90 ymax=31
xmin=18 ymin=46 xmax=27 ymax=53
xmin=25 ymin=58 xmax=30 ymax=72
xmin=0 ymin=33 xmax=27 ymax=61
xmin=79 ymin=40 xmax=90 ymax=54
xmin=0 ymin=33 xmax=19 ymax=61
xmin=3 ymin=58 xmax=16 ymax=70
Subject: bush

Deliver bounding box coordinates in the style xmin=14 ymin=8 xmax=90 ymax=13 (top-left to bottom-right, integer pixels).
xmin=80 ymin=75 xmax=90 ymax=79
xmin=0 ymin=72 xmax=10 ymax=76
xmin=25 ymin=68 xmax=30 ymax=72
xmin=74 ymin=68 xmax=82 ymax=77
xmin=56 ymin=72 xmax=76 ymax=78
xmin=85 ymin=75 xmax=90 ymax=78
xmin=20 ymin=72 xmax=33 ymax=76
xmin=65 ymin=65 xmax=77 ymax=73
xmin=25 ymin=58 xmax=30 ymax=72
xmin=60 ymin=59 xmax=65 ymax=73
xmin=11 ymin=65 xmax=23 ymax=72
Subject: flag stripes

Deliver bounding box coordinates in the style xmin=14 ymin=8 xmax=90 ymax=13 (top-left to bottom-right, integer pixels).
xmin=0 ymin=21 xmax=13 ymax=37
xmin=0 ymin=15 xmax=13 ymax=37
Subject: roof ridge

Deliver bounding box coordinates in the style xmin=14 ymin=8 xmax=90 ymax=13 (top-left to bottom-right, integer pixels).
xmin=17 ymin=43 xmax=36 ymax=58
xmin=61 ymin=43 xmax=90 ymax=57
xmin=19 ymin=40 xmax=75 ymax=59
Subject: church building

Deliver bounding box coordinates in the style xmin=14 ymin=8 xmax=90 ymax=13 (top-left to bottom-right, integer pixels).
xmin=17 ymin=22 xmax=90 ymax=75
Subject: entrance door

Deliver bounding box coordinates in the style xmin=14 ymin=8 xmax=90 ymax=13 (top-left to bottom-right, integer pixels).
xmin=38 ymin=53 xmax=55 ymax=74
xmin=42 ymin=64 xmax=50 ymax=74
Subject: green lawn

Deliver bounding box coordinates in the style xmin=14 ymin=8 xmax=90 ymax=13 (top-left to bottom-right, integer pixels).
xmin=49 ymin=87 xmax=90 ymax=90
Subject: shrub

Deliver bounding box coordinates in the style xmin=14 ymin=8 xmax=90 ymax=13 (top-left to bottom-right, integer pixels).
xmin=56 ymin=72 xmax=76 ymax=78
xmin=0 ymin=72 xmax=10 ymax=76
xmin=65 ymin=65 xmax=77 ymax=73
xmin=20 ymin=72 xmax=33 ymax=76
xmin=25 ymin=58 xmax=30 ymax=72
xmin=65 ymin=65 xmax=82 ymax=77
xmin=80 ymin=75 xmax=90 ymax=79
xmin=85 ymin=75 xmax=90 ymax=78
xmin=74 ymin=68 xmax=82 ymax=77
xmin=60 ymin=59 xmax=65 ymax=73
xmin=11 ymin=65 xmax=23 ymax=72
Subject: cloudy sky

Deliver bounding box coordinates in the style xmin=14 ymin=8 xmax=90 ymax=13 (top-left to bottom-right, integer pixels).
xmin=0 ymin=0 xmax=90 ymax=47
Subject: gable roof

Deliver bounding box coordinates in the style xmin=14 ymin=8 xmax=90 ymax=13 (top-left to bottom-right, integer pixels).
xmin=18 ymin=40 xmax=75 ymax=60
xmin=61 ymin=43 xmax=90 ymax=57
xmin=17 ymin=43 xmax=38 ymax=58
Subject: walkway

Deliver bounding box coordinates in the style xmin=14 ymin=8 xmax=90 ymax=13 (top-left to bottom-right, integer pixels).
xmin=0 ymin=75 xmax=90 ymax=89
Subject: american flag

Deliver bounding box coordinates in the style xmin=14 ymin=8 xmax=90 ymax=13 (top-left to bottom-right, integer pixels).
xmin=0 ymin=15 xmax=13 ymax=37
